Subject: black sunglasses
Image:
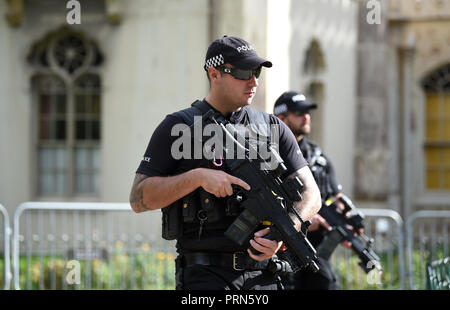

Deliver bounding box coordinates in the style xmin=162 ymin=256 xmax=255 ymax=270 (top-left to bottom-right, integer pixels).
xmin=217 ymin=66 xmax=262 ymax=80
xmin=292 ymin=111 xmax=310 ymax=116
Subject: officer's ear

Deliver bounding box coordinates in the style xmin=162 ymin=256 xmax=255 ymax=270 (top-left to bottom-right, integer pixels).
xmin=208 ymin=67 xmax=221 ymax=82
xmin=276 ymin=113 xmax=287 ymax=122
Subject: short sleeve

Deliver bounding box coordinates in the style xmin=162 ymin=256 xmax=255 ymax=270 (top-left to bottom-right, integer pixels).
xmin=136 ymin=114 xmax=185 ymax=177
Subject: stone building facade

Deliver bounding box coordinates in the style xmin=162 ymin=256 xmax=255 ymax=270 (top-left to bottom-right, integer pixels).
xmin=0 ymin=0 xmax=448 ymax=222
xmin=355 ymin=0 xmax=450 ymax=217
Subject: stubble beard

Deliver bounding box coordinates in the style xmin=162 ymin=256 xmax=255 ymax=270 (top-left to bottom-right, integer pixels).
xmin=289 ymin=121 xmax=310 ymax=137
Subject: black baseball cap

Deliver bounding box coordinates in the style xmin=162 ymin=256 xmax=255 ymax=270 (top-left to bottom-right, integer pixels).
xmin=204 ymin=36 xmax=272 ymax=71
xmin=273 ymin=91 xmax=317 ymax=115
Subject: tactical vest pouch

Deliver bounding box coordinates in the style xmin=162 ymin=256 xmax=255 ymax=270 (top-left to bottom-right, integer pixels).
xmin=161 ymin=200 xmax=183 ymax=240
xmin=182 ymin=192 xmax=197 ymax=223
xmin=198 ymin=188 xmax=225 ymax=223
xmin=162 ymin=100 xmax=275 ymax=240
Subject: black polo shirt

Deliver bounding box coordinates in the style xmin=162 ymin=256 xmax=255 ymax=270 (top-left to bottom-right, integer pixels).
xmin=137 ymin=100 xmax=307 ymax=178
xmin=135 ymin=100 xmax=308 ymax=253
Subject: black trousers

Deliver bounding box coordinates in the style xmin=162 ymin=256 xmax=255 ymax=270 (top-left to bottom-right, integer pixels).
xmin=282 ymin=256 xmax=340 ymax=290
xmin=176 ymin=264 xmax=279 ymax=290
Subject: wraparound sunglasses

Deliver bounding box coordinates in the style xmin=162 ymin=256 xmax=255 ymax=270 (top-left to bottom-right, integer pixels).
xmin=217 ymin=66 xmax=262 ymax=80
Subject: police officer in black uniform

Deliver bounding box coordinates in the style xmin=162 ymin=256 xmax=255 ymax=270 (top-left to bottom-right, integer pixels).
xmin=129 ymin=37 xmax=321 ymax=290
xmin=274 ymin=91 xmax=345 ymax=290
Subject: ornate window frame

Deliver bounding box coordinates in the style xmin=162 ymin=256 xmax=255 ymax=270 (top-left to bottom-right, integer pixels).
xmin=421 ymin=63 xmax=450 ymax=193
xmin=28 ymin=26 xmax=104 ymax=199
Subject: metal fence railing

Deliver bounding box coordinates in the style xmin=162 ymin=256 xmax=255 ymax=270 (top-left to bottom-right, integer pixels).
xmin=12 ymin=202 xmax=175 ymax=290
xmin=331 ymin=208 xmax=405 ymax=290
xmin=4 ymin=201 xmax=450 ymax=290
xmin=406 ymin=210 xmax=450 ymax=290
xmin=1 ymin=204 xmax=12 ymax=290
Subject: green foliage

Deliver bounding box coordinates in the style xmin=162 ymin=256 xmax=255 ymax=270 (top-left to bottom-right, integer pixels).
xmin=10 ymin=243 xmax=176 ymax=290
xmin=332 ymin=252 xmax=400 ymax=290
xmin=332 ymin=247 xmax=449 ymax=290
xmin=0 ymin=258 xmax=4 ymax=288
xmin=2 ymin=247 xmax=448 ymax=290
xmin=410 ymin=248 xmax=448 ymax=290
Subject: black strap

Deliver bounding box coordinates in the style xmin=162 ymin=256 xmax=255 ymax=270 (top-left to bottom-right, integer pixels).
xmin=245 ymin=106 xmax=272 ymax=138
xmin=175 ymin=100 xmax=208 ymax=127
xmin=302 ymin=138 xmax=324 ymax=167
xmin=191 ymin=99 xmax=213 ymax=113
xmin=176 ymin=100 xmax=273 ymax=139
xmin=182 ymin=252 xmax=270 ymax=271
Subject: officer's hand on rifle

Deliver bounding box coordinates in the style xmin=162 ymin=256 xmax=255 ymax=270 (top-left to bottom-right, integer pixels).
xmin=309 ymin=212 xmax=353 ymax=249
xmin=247 ymin=227 xmax=283 ymax=262
xmin=340 ymin=227 xmax=365 ymax=250
xmin=340 ymin=224 xmax=365 ymax=250
xmin=308 ymin=214 xmax=332 ymax=232
xmin=326 ymin=193 xmax=358 ymax=249
xmin=196 ymin=168 xmax=251 ymax=198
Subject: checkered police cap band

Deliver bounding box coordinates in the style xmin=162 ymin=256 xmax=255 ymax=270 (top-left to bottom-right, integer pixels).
xmin=274 ymin=104 xmax=288 ymax=115
xmin=204 ymin=54 xmax=224 ymax=70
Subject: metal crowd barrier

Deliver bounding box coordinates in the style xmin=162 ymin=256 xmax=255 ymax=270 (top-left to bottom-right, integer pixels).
xmin=331 ymin=208 xmax=405 ymax=290
xmin=12 ymin=202 xmax=175 ymax=290
xmin=7 ymin=201 xmax=450 ymax=290
xmin=406 ymin=210 xmax=450 ymax=290
xmin=1 ymin=204 xmax=12 ymax=290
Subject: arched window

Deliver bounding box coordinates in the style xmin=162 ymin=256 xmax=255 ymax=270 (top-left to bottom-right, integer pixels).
xmin=422 ymin=63 xmax=450 ymax=191
xmin=303 ymin=39 xmax=326 ymax=76
xmin=302 ymin=39 xmax=326 ymax=144
xmin=305 ymin=82 xmax=324 ymax=144
xmin=28 ymin=27 xmax=103 ymax=197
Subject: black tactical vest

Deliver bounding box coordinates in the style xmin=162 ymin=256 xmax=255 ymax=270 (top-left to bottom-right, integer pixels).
xmin=162 ymin=100 xmax=275 ymax=253
xmin=299 ymin=138 xmax=333 ymax=247
xmin=299 ymin=138 xmax=331 ymax=199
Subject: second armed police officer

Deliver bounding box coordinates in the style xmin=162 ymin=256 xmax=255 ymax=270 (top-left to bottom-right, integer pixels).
xmin=274 ymin=91 xmax=344 ymax=290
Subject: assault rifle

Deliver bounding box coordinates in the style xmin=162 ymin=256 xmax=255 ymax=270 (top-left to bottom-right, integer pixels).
xmin=317 ymin=194 xmax=382 ymax=273
xmin=204 ymin=111 xmax=319 ymax=274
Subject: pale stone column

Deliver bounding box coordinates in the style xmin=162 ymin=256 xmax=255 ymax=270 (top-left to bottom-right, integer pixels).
xmin=354 ymin=0 xmax=391 ymax=202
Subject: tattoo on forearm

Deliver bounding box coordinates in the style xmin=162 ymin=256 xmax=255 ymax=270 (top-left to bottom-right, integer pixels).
xmin=288 ymin=167 xmax=319 ymax=221
xmin=130 ymin=174 xmax=150 ymax=212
